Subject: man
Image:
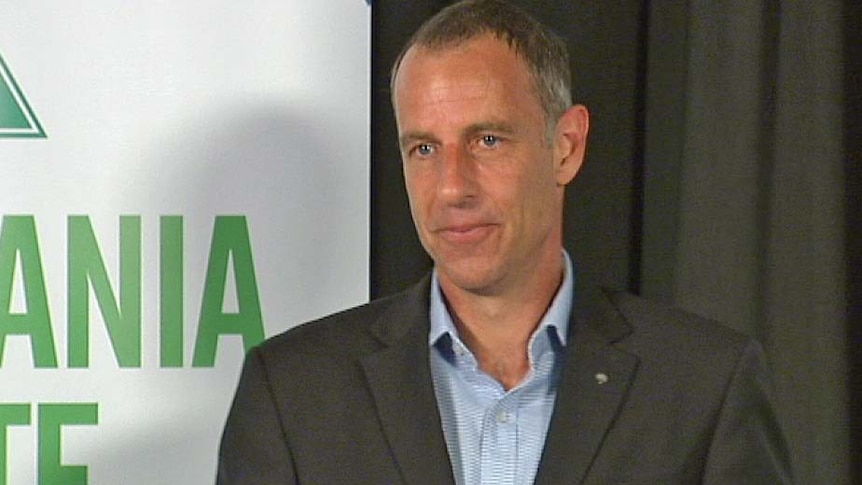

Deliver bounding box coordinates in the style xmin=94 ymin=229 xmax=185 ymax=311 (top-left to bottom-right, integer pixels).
xmin=217 ymin=1 xmax=792 ymax=483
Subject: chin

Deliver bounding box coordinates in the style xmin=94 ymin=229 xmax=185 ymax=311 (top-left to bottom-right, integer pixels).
xmin=436 ymin=262 xmax=502 ymax=295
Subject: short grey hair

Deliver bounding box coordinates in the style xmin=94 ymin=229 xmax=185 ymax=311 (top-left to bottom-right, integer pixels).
xmin=390 ymin=0 xmax=572 ymax=128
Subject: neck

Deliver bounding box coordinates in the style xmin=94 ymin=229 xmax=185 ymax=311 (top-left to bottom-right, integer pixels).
xmin=439 ymin=250 xmax=565 ymax=390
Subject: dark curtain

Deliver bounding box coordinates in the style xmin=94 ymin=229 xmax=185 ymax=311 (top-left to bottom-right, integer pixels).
xmin=844 ymin=0 xmax=862 ymax=479
xmin=642 ymin=1 xmax=856 ymax=483
xmin=371 ymin=1 xmax=860 ymax=483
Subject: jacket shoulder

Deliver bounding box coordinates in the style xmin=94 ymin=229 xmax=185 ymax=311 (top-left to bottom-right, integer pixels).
xmin=604 ymin=289 xmax=753 ymax=352
xmin=257 ymin=291 xmax=405 ymax=359
xmin=255 ymin=275 xmax=431 ymax=362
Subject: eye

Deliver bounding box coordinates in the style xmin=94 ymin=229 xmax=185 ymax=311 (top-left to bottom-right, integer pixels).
xmin=480 ymin=134 xmax=500 ymax=148
xmin=414 ymin=143 xmax=435 ymax=157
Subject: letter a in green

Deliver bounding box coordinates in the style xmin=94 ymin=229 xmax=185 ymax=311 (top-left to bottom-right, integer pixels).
xmin=0 ymin=216 xmax=57 ymax=367
xmin=193 ymin=216 xmax=264 ymax=367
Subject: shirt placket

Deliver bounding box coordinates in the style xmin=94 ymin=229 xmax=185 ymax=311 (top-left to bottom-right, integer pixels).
xmin=480 ymin=393 xmax=519 ymax=485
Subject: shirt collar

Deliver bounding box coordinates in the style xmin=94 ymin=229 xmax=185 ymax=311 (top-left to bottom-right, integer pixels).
xmin=428 ymin=250 xmax=575 ymax=349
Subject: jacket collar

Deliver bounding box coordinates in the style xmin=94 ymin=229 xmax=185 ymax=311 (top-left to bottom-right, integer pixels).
xmin=361 ymin=275 xmax=456 ymax=485
xmin=535 ymin=281 xmax=640 ymax=484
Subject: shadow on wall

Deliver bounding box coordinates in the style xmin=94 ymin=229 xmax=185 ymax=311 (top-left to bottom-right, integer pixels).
xmin=139 ymin=100 xmax=367 ymax=322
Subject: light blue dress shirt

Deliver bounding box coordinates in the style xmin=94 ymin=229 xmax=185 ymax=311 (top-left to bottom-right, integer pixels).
xmin=428 ymin=252 xmax=574 ymax=485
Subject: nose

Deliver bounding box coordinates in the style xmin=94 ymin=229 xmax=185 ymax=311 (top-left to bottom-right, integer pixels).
xmin=437 ymin=144 xmax=477 ymax=206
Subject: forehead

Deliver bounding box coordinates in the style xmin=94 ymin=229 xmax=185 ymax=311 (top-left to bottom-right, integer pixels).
xmin=393 ymin=35 xmax=541 ymax=116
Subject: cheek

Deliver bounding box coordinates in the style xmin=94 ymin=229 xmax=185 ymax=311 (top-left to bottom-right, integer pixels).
xmin=404 ymin=171 xmax=432 ymax=220
xmin=514 ymin=158 xmax=559 ymax=223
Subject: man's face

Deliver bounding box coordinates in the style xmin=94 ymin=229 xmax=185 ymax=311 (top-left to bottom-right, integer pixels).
xmin=393 ymin=35 xmax=582 ymax=296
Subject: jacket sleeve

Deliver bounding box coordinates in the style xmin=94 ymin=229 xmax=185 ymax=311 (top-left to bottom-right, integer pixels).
xmin=703 ymin=340 xmax=794 ymax=484
xmin=216 ymin=348 xmax=297 ymax=485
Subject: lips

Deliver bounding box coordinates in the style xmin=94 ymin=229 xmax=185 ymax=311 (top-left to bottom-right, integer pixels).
xmin=434 ymin=222 xmax=496 ymax=244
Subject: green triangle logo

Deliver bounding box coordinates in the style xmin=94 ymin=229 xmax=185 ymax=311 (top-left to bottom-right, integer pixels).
xmin=0 ymin=52 xmax=46 ymax=138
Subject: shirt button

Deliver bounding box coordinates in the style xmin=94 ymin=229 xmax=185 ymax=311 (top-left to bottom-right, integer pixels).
xmin=496 ymin=410 xmax=510 ymax=423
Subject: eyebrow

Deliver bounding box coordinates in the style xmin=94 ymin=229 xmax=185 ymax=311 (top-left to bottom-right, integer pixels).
xmin=463 ymin=121 xmax=518 ymax=137
xmin=399 ymin=131 xmax=439 ymax=150
xmin=398 ymin=121 xmax=518 ymax=149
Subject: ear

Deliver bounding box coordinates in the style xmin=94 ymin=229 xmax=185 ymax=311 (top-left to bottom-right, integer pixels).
xmin=552 ymin=104 xmax=589 ymax=186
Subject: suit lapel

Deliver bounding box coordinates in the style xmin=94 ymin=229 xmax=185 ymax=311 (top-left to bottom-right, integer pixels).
xmin=361 ymin=278 xmax=456 ymax=485
xmin=535 ymin=286 xmax=640 ymax=485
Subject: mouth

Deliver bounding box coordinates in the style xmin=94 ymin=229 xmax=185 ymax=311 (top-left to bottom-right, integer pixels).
xmin=435 ymin=223 xmax=496 ymax=244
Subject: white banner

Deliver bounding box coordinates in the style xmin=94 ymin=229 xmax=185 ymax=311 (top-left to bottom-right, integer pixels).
xmin=0 ymin=2 xmax=370 ymax=483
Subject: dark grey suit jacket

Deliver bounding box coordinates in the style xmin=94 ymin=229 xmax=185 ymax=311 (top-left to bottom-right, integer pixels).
xmin=217 ymin=276 xmax=792 ymax=484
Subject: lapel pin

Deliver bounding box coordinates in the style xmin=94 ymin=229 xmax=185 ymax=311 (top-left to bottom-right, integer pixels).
xmin=595 ymin=373 xmax=609 ymax=385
